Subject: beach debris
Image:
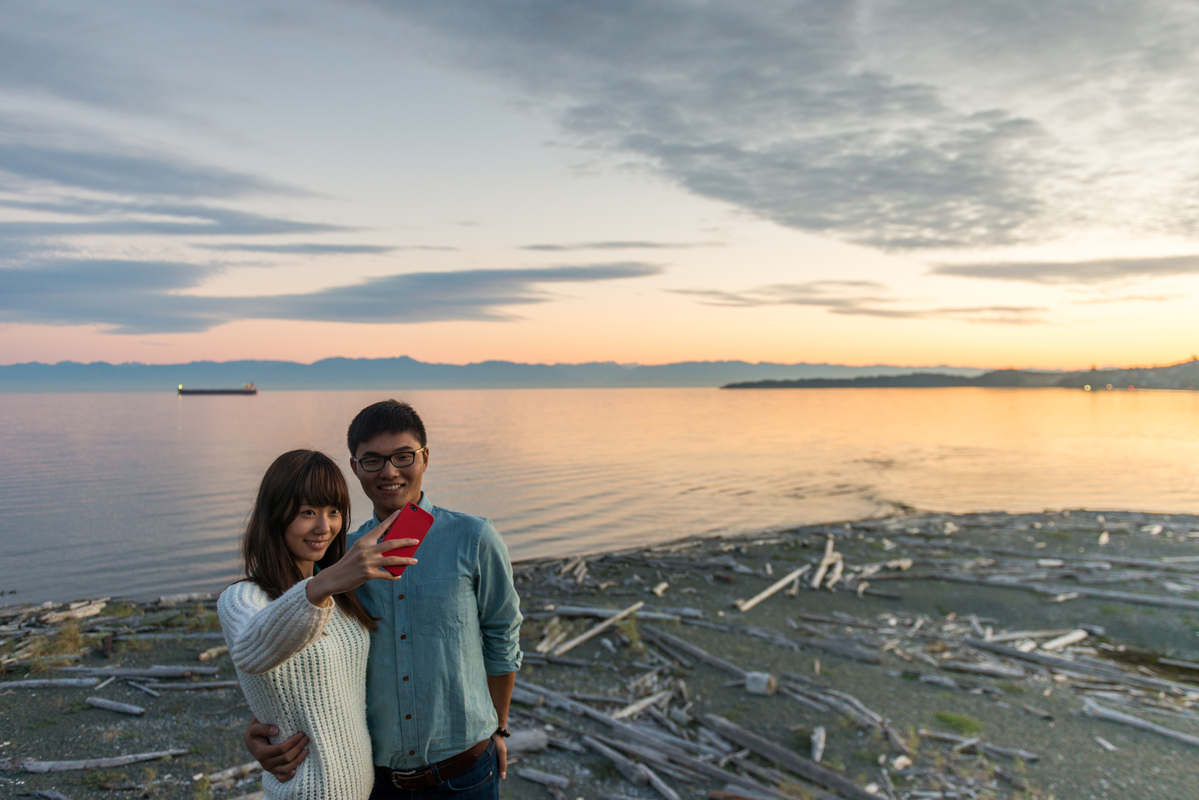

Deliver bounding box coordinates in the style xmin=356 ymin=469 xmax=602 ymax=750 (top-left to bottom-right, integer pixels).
xmin=200 ymin=761 xmax=262 ymax=790
xmin=0 ymin=678 xmax=99 ymax=689
xmin=59 ymin=665 xmax=219 ymax=679
xmin=1095 ymin=736 xmax=1119 ymax=751
xmin=1082 ymin=698 xmax=1199 ymax=747
xmin=641 ymin=625 xmax=747 ymax=678
xmin=198 ymin=644 xmax=228 ymax=661
xmin=125 ymin=680 xmax=161 ymax=697
xmin=809 ymin=536 xmax=841 ymax=589
xmin=1021 ymin=703 xmax=1053 ymax=720
xmin=552 ymin=601 xmax=644 ymax=656
xmin=85 ymin=696 xmax=145 ymax=716
xmin=940 ymin=660 xmax=1025 ymax=679
xmin=41 ymin=599 xmax=107 ymax=624
xmin=22 ymin=749 xmax=189 ymax=773
xmin=582 ymin=734 xmax=649 ymax=785
xmin=1039 ymin=629 xmax=1088 ymax=651
xmin=698 ymin=714 xmax=880 ymax=800
xmin=809 ymin=725 xmax=826 ymax=763
xmin=144 ymin=680 xmax=239 ymax=691
xmin=918 ymin=729 xmax=1040 ymax=760
xmin=611 ymin=689 xmax=672 ymax=720
xmin=535 ymin=617 xmax=568 ymax=653
xmin=1159 ymin=656 xmax=1199 ymax=671
xmin=11 ymin=508 xmax=1199 ymax=800
xmin=733 ymin=565 xmax=809 ymax=612
xmin=506 ymin=728 xmax=550 ymax=760
xmin=158 ymin=592 xmax=216 ymax=605
xmin=518 ymin=767 xmax=571 ymax=800
xmin=743 ymin=671 xmax=777 ymax=696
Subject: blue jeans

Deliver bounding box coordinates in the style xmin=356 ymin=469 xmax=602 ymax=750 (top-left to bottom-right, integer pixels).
xmin=370 ymin=740 xmax=498 ymax=800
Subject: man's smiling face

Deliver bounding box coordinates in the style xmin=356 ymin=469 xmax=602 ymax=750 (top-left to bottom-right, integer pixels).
xmin=351 ymin=430 xmax=429 ymax=520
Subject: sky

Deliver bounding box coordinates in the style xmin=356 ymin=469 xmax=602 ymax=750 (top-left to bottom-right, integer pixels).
xmin=2 ymin=1 xmax=1198 ymax=371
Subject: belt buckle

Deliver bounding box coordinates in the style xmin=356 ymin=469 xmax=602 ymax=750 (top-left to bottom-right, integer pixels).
xmin=391 ymin=768 xmax=425 ymax=789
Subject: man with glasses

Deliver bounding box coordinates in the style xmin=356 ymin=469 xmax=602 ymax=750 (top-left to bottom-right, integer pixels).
xmin=243 ymin=399 xmax=522 ymax=800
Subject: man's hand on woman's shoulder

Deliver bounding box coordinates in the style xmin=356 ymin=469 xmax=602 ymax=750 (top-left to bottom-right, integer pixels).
xmin=244 ymin=716 xmax=309 ymax=782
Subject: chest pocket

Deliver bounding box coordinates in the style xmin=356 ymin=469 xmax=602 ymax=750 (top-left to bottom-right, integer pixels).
xmin=413 ymin=577 xmax=472 ymax=639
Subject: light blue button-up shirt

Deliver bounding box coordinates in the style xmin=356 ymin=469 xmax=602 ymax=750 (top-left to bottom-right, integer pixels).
xmin=347 ymin=493 xmax=523 ymax=769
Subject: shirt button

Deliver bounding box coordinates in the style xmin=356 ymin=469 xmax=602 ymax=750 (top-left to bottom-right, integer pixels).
xmin=406 ymin=714 xmax=411 ymax=720
xmin=409 ymin=750 xmax=415 ymax=756
xmin=397 ymin=593 xmax=404 ymax=600
xmin=400 ymin=634 xmax=406 ymax=640
xmin=403 ymin=676 xmax=409 ymax=681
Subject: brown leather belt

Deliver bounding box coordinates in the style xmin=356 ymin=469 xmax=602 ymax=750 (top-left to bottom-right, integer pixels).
xmin=376 ymin=738 xmax=491 ymax=791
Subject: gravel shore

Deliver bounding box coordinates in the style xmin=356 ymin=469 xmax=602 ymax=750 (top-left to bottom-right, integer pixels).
xmin=3 ymin=508 xmax=1198 ymax=800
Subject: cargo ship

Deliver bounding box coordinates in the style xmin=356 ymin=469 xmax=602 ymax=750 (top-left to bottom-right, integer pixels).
xmin=177 ymin=383 xmax=257 ymax=395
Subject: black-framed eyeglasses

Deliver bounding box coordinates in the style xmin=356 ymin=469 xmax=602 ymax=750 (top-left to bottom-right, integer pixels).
xmin=354 ymin=449 xmax=426 ymax=472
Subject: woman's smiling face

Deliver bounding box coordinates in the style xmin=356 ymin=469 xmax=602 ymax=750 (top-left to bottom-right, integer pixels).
xmin=284 ymin=503 xmax=343 ymax=575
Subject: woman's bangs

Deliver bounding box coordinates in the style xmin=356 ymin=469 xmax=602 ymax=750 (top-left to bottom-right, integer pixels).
xmin=297 ymin=457 xmax=350 ymax=510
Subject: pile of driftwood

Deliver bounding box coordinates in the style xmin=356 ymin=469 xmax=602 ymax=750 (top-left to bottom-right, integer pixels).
xmin=0 ymin=592 xmax=267 ymax=797
xmin=0 ymin=591 xmax=224 ymax=670
xmin=4 ymin=510 xmax=1198 ymax=798
xmin=507 ymin=511 xmax=1199 ymax=799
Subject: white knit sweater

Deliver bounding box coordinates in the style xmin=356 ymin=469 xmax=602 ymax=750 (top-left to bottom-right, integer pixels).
xmin=218 ymin=579 xmax=374 ymax=800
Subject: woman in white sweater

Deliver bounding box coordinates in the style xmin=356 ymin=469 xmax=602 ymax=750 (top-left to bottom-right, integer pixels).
xmin=218 ymin=450 xmax=417 ymax=800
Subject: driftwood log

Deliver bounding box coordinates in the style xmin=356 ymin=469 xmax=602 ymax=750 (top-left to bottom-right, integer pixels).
xmin=552 ymin=601 xmax=643 ymax=656
xmin=1082 ymin=698 xmax=1199 ymax=748
xmin=85 ymin=697 xmax=145 ymax=716
xmin=698 ymin=714 xmax=879 ymax=800
xmin=60 ymin=665 xmax=219 ymax=679
xmin=1 ymin=678 xmax=99 ymax=689
xmin=22 ymin=749 xmax=189 ymax=773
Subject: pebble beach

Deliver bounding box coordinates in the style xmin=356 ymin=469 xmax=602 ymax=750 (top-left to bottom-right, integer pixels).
xmin=3 ymin=508 xmax=1198 ymax=800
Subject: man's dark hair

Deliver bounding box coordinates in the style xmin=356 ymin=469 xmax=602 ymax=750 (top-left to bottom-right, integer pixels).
xmin=347 ymin=399 xmax=427 ymax=456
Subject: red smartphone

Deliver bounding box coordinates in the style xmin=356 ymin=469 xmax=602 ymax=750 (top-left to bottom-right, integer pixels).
xmin=380 ymin=503 xmax=435 ymax=577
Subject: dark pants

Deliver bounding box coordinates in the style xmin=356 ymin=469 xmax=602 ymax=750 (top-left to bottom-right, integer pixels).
xmin=369 ymin=740 xmax=498 ymax=800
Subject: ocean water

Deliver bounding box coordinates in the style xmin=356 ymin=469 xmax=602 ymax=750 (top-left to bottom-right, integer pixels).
xmin=1 ymin=387 xmax=1197 ymax=604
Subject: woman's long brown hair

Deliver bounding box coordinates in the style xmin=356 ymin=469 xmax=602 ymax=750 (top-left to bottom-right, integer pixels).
xmin=241 ymin=449 xmax=376 ymax=630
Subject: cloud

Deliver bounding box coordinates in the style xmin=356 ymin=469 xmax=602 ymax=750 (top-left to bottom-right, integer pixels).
xmin=521 ymin=241 xmax=714 ymax=252
xmin=673 ymin=280 xmax=1045 ymax=324
xmin=0 ymin=261 xmax=661 ymax=334
xmin=0 ymin=124 xmax=344 ymax=248
xmin=0 ymin=22 xmax=165 ymax=112
xmin=0 ymin=259 xmax=219 ymax=333
xmin=193 ymin=243 xmax=399 ymax=255
xmin=0 ymin=205 xmax=345 ymax=240
xmin=368 ymin=1 xmax=1199 ymax=251
xmin=193 ymin=243 xmax=460 ymax=255
xmin=932 ymin=254 xmax=1199 ymax=284
xmin=0 ymin=131 xmax=293 ymax=199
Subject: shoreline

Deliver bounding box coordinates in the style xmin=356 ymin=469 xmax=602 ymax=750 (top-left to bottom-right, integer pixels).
xmin=3 ymin=508 xmax=1198 ymax=799
xmin=8 ymin=505 xmax=1199 ymax=611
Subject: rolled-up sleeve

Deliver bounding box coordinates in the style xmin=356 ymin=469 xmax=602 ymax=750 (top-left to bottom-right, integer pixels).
xmin=474 ymin=520 xmax=523 ymax=675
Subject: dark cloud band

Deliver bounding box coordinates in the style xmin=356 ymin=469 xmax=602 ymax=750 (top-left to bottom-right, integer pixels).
xmin=672 ymin=281 xmax=1045 ymax=324
xmin=933 ymin=255 xmax=1199 ymax=284
xmin=0 ymin=261 xmax=661 ymax=334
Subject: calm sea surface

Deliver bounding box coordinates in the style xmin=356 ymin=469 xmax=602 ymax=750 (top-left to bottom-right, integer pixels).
xmin=2 ymin=387 xmax=1197 ymax=604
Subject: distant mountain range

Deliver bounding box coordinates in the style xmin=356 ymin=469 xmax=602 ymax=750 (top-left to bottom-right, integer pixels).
xmin=0 ymin=356 xmax=985 ymax=392
xmin=724 ymin=359 xmax=1199 ymax=391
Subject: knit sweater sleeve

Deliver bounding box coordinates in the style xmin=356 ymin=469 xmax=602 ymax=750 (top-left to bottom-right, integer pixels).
xmin=218 ymin=579 xmax=335 ymax=675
